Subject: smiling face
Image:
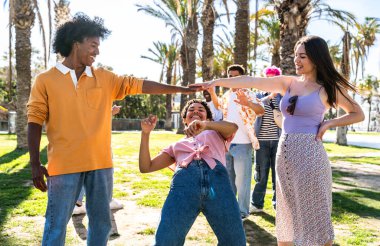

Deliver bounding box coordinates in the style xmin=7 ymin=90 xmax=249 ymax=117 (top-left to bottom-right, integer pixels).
xmin=294 ymin=44 xmax=316 ymax=76
xmin=75 ymin=36 xmax=100 ymax=66
xmin=183 ymin=103 xmax=208 ymax=126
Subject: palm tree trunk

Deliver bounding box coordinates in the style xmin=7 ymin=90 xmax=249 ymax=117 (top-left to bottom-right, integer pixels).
xmin=234 ymin=0 xmax=249 ymax=72
xmin=8 ymin=0 xmax=14 ymax=102
xmin=336 ymin=31 xmax=351 ymax=145
xmin=367 ymin=100 xmax=372 ymax=131
xmin=201 ymin=0 xmax=215 ymax=82
xmin=164 ymin=66 xmax=174 ymax=131
xmin=54 ymin=0 xmax=70 ymax=62
xmin=276 ymin=0 xmax=311 ymax=75
xmin=14 ymin=0 xmax=35 ymax=149
xmin=178 ymin=13 xmax=199 ymax=134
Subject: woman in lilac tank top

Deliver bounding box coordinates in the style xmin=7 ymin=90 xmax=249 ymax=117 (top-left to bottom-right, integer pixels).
xmin=194 ymin=36 xmax=364 ymax=246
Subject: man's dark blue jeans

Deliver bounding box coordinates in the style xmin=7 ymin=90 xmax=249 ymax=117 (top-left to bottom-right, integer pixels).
xmin=251 ymin=140 xmax=278 ymax=209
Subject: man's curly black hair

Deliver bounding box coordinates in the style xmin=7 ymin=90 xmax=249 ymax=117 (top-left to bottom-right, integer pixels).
xmin=53 ymin=12 xmax=111 ymax=57
xmin=181 ymin=99 xmax=213 ymax=125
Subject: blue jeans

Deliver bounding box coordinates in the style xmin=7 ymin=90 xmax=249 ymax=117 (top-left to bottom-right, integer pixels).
xmin=155 ymin=160 xmax=246 ymax=246
xmin=42 ymin=168 xmax=113 ymax=246
xmin=226 ymin=143 xmax=253 ymax=216
xmin=251 ymin=140 xmax=278 ymax=209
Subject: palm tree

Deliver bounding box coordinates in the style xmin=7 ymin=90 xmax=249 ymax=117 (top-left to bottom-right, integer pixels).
xmin=234 ymin=0 xmax=250 ymax=72
xmin=250 ymin=8 xmax=280 ymax=67
xmin=201 ymin=0 xmax=215 ymax=82
xmin=137 ymin=0 xmax=200 ymax=133
xmin=358 ymin=75 xmax=380 ymax=131
xmin=141 ymin=41 xmax=179 ymax=130
xmin=54 ymin=0 xmax=71 ymax=62
xmin=14 ymin=0 xmax=35 ymax=149
xmin=272 ymin=0 xmax=356 ymax=75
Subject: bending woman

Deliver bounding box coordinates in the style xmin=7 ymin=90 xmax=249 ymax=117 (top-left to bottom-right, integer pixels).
xmin=193 ymin=35 xmax=365 ymax=246
xmin=139 ymin=99 xmax=246 ymax=246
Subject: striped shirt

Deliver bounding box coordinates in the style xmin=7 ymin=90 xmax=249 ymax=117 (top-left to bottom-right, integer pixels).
xmin=258 ymin=98 xmax=280 ymax=141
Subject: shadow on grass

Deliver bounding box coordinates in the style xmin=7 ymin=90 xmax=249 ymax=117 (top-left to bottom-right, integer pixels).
xmin=333 ymin=189 xmax=380 ymax=219
xmin=243 ymin=218 xmax=277 ymax=246
xmin=0 ymin=148 xmax=28 ymax=165
xmin=0 ymin=146 xmax=47 ymax=245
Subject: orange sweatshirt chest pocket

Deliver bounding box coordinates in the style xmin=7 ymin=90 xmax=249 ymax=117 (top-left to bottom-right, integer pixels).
xmin=86 ymin=87 xmax=103 ymax=110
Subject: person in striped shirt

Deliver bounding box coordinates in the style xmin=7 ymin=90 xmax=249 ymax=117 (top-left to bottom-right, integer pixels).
xmin=250 ymin=66 xmax=283 ymax=213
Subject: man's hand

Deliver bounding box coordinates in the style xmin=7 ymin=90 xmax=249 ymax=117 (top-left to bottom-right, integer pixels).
xmin=189 ymin=81 xmax=215 ymax=90
xmin=181 ymin=86 xmax=203 ymax=94
xmin=234 ymin=89 xmax=250 ymax=107
xmin=31 ymin=161 xmax=49 ymax=192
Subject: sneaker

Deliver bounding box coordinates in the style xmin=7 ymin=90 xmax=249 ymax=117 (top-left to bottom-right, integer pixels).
xmin=249 ymin=205 xmax=263 ymax=214
xmin=110 ymin=199 xmax=124 ymax=210
xmin=72 ymin=204 xmax=86 ymax=215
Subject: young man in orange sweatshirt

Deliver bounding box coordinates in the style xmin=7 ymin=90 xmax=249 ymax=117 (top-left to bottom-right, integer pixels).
xmin=27 ymin=13 xmax=199 ymax=246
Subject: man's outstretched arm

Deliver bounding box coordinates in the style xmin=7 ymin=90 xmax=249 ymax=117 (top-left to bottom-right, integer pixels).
xmin=142 ymin=80 xmax=202 ymax=94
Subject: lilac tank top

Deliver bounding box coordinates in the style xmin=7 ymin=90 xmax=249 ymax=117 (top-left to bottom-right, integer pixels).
xmin=280 ymin=88 xmax=326 ymax=134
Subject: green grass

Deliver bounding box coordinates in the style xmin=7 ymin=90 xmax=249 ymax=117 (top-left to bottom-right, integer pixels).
xmin=330 ymin=156 xmax=380 ymax=165
xmin=0 ymin=132 xmax=379 ymax=245
xmin=323 ymin=142 xmax=380 ymax=156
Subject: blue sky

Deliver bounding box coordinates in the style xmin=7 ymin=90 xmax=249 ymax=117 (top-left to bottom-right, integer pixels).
xmin=0 ymin=0 xmax=379 ymax=81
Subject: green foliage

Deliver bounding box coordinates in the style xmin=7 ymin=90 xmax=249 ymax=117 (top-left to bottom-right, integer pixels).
xmin=115 ymin=94 xmax=166 ymax=119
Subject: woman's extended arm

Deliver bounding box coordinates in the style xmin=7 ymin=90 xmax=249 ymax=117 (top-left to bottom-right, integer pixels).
xmin=193 ymin=75 xmax=295 ymax=96
xmin=139 ymin=115 xmax=175 ymax=173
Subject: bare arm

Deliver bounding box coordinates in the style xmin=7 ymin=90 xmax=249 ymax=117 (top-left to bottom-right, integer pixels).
xmin=28 ymin=122 xmax=49 ymax=192
xmin=139 ymin=115 xmax=175 ymax=173
xmin=234 ymin=90 xmax=265 ymax=115
xmin=142 ymin=80 xmax=201 ymax=94
xmin=185 ymin=120 xmax=238 ymax=140
xmin=194 ymin=75 xmax=295 ymax=96
xmin=207 ymin=88 xmax=221 ymax=109
xmin=316 ymin=89 xmax=365 ymax=140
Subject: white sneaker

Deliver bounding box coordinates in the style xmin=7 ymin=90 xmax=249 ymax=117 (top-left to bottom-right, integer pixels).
xmin=110 ymin=199 xmax=124 ymax=210
xmin=72 ymin=204 xmax=86 ymax=215
xmin=249 ymin=205 xmax=263 ymax=214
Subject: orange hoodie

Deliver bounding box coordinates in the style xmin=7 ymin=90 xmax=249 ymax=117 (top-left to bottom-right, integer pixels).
xmin=27 ymin=65 xmax=143 ymax=176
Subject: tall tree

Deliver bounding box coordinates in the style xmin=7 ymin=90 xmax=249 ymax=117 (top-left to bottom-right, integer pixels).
xmin=336 ymin=31 xmax=351 ymax=145
xmin=14 ymin=0 xmax=35 ymax=148
xmin=141 ymin=41 xmax=179 ymax=130
xmin=137 ymin=0 xmax=199 ymax=133
xmin=234 ymin=0 xmax=250 ymax=72
xmin=201 ymin=0 xmax=215 ymax=82
xmin=358 ymin=75 xmax=380 ymax=131
xmin=54 ymin=0 xmax=70 ymax=62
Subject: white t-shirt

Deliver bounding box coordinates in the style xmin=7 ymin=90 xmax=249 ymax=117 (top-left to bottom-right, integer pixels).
xmin=225 ymin=92 xmax=254 ymax=144
xmin=207 ymin=101 xmax=223 ymax=121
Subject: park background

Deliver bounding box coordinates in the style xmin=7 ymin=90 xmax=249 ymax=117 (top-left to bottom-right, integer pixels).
xmin=0 ymin=0 xmax=379 ymax=245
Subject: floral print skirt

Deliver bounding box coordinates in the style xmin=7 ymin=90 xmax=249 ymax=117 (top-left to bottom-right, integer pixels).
xmin=275 ymin=133 xmax=334 ymax=245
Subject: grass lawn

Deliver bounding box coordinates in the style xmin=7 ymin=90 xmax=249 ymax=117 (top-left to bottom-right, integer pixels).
xmin=0 ymin=132 xmax=379 ymax=245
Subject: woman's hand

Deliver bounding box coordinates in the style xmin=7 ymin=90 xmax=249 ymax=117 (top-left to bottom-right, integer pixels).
xmin=185 ymin=120 xmax=206 ymax=137
xmin=190 ymin=80 xmax=216 ymax=90
xmin=141 ymin=115 xmax=157 ymax=134
xmin=316 ymin=120 xmax=331 ymax=141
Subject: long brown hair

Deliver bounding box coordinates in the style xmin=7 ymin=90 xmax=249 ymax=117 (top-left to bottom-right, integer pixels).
xmin=295 ymin=35 xmax=357 ymax=107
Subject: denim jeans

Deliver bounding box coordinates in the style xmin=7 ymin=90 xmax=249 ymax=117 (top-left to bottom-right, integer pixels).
xmin=251 ymin=140 xmax=278 ymax=209
xmin=155 ymin=160 xmax=246 ymax=246
xmin=42 ymin=168 xmax=113 ymax=246
xmin=225 ymin=143 xmax=253 ymax=216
